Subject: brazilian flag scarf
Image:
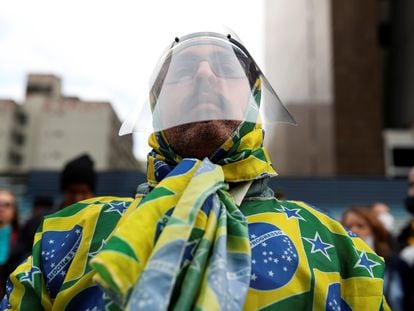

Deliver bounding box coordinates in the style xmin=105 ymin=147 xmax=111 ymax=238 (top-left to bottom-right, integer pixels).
xmin=90 ymin=81 xmax=277 ymax=310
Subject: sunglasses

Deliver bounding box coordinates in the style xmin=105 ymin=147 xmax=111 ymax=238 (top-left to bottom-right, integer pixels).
xmin=165 ymin=49 xmax=252 ymax=84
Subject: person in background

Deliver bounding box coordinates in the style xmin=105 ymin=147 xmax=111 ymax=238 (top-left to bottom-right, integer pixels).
xmin=59 ymin=154 xmax=96 ymax=209
xmin=398 ymin=167 xmax=414 ymax=252
xmin=20 ymin=195 xmax=54 ymax=255
xmin=342 ymin=206 xmax=414 ymax=311
xmin=371 ymin=202 xmax=395 ymax=235
xmin=0 ymin=190 xmax=24 ymax=297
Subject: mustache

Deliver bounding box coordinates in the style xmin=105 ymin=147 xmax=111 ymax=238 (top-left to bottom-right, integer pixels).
xmin=180 ymin=86 xmax=231 ymax=112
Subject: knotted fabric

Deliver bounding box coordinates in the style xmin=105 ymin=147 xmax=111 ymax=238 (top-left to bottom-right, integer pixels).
xmin=90 ymin=81 xmax=277 ymax=310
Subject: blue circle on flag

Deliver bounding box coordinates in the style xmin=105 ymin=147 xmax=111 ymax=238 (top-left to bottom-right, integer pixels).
xmin=66 ymin=286 xmax=105 ymax=310
xmin=248 ymin=222 xmax=299 ymax=290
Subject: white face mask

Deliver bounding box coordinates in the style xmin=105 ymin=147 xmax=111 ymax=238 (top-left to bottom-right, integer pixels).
xmin=363 ymin=235 xmax=375 ymax=250
xmin=377 ymin=212 xmax=395 ymax=233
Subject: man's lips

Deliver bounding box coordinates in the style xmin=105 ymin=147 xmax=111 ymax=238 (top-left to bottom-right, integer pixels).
xmin=189 ymin=103 xmax=223 ymax=119
xmin=161 ymin=91 xmax=233 ymax=127
xmin=188 ymin=93 xmax=224 ymax=117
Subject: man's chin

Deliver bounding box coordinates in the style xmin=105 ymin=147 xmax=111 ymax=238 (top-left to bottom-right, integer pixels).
xmin=185 ymin=120 xmax=225 ymax=131
xmin=171 ymin=120 xmax=239 ymax=135
xmin=164 ymin=120 xmax=241 ymax=159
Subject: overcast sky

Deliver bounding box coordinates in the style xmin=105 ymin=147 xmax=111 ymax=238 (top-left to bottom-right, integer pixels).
xmin=0 ymin=0 xmax=265 ymax=159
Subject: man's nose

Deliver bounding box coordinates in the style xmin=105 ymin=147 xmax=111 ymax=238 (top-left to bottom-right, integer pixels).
xmin=194 ymin=61 xmax=217 ymax=82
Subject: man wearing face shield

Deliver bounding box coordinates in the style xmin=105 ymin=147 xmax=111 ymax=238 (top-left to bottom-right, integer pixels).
xmin=1 ymin=32 xmax=388 ymax=310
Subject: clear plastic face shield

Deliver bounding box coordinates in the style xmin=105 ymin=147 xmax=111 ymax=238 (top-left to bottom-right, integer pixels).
xmin=120 ymin=31 xmax=296 ymax=135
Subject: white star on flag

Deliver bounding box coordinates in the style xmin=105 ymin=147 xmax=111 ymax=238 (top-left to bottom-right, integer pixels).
xmin=303 ymin=232 xmax=335 ymax=261
xmin=354 ymin=251 xmax=381 ymax=277
xmin=278 ymin=205 xmax=305 ymax=221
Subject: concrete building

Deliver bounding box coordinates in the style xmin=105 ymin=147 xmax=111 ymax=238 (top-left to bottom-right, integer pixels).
xmin=263 ymin=0 xmax=413 ymax=176
xmin=265 ymin=103 xmax=334 ymax=176
xmin=0 ymin=100 xmax=25 ymax=171
xmin=331 ymin=0 xmax=384 ymax=176
xmin=264 ymin=0 xmax=335 ymax=176
xmin=0 ymin=74 xmax=140 ymax=173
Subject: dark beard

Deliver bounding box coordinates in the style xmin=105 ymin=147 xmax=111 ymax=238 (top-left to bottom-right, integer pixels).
xmin=164 ymin=120 xmax=241 ymax=159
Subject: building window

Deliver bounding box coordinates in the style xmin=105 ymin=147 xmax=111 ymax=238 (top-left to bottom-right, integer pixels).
xmin=14 ymin=111 xmax=28 ymax=125
xmin=11 ymin=131 xmax=25 ymax=146
xmin=8 ymin=151 xmax=22 ymax=166
xmin=26 ymin=84 xmax=52 ymax=96
xmin=392 ymin=147 xmax=414 ymax=167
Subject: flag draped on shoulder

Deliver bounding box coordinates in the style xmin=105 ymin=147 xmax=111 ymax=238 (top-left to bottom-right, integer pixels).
xmin=90 ymin=158 xmax=252 ymax=310
xmin=239 ymin=199 xmax=388 ymax=310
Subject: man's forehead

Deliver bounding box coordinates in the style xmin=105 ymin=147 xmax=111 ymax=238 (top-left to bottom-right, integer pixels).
xmin=173 ymin=42 xmax=235 ymax=58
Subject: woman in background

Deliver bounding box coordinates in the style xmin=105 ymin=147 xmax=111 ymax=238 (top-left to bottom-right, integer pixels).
xmin=342 ymin=206 xmax=414 ymax=311
xmin=0 ymin=189 xmax=24 ymax=297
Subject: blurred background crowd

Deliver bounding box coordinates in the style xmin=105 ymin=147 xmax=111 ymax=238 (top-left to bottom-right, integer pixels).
xmin=1 ymin=0 xmax=414 ymax=310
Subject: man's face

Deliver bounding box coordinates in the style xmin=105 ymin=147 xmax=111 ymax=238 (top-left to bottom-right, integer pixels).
xmin=63 ymin=183 xmax=94 ymax=208
xmin=159 ymin=43 xmax=252 ymax=158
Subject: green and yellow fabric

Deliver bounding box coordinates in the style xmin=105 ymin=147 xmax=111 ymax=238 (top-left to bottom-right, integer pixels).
xmin=1 ymin=103 xmax=388 ymax=310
